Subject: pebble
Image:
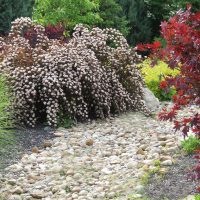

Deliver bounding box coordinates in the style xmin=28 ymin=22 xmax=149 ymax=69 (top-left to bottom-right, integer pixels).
xmin=43 ymin=140 xmax=53 ymax=148
xmin=32 ymin=147 xmax=39 ymax=153
xmin=161 ymin=160 xmax=173 ymax=166
xmin=53 ymin=131 xmax=65 ymax=137
xmin=0 ymin=110 xmax=184 ymax=199
xmin=8 ymin=195 xmax=22 ymax=200
xmin=12 ymin=187 xmax=23 ymax=194
xmin=30 ymin=190 xmax=44 ymax=199
xmin=85 ymin=138 xmax=94 ymax=146
xmin=135 ymin=185 xmax=145 ymax=193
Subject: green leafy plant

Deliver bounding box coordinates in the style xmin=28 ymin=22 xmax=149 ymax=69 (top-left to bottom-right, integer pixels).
xmin=33 ymin=0 xmax=101 ymax=30
xmin=0 ymin=75 xmax=15 ymax=160
xmin=58 ymin=115 xmax=73 ymax=129
xmin=0 ymin=75 xmax=13 ymax=128
xmin=140 ymin=172 xmax=150 ymax=185
xmin=195 ymin=194 xmax=200 ymax=200
xmin=181 ymin=136 xmax=200 ymax=154
xmin=140 ymin=59 xmax=179 ymax=101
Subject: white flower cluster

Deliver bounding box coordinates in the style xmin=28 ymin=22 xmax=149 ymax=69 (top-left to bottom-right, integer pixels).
xmin=0 ymin=18 xmax=150 ymax=127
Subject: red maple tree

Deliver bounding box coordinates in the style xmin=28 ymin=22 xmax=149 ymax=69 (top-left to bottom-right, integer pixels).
xmin=137 ymin=5 xmax=200 ymax=138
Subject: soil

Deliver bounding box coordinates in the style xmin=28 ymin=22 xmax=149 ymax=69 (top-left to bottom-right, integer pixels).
xmin=0 ymin=125 xmax=55 ymax=174
xmin=144 ymin=153 xmax=200 ymax=200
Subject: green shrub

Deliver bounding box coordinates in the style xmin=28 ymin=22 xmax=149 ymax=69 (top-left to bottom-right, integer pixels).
xmin=195 ymin=194 xmax=200 ymax=200
xmin=0 ymin=75 xmax=14 ymax=149
xmin=140 ymin=59 xmax=179 ymax=101
xmin=181 ymin=136 xmax=200 ymax=154
xmin=0 ymin=75 xmax=12 ymax=128
xmin=33 ymin=0 xmax=101 ymax=30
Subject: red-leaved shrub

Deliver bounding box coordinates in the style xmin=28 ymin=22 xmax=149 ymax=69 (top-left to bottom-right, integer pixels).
xmin=137 ymin=5 xmax=200 ymax=192
xmin=137 ymin=5 xmax=200 ymax=137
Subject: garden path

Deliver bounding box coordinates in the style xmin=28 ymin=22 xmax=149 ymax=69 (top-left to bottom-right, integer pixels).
xmin=0 ymin=105 xmax=198 ymax=200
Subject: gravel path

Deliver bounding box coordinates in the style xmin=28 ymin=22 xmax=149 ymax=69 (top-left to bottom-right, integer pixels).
xmin=0 ymin=106 xmax=199 ymax=200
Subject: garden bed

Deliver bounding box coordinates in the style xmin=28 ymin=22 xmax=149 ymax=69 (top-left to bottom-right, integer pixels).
xmin=144 ymin=153 xmax=200 ymax=200
xmin=0 ymin=126 xmax=54 ymax=175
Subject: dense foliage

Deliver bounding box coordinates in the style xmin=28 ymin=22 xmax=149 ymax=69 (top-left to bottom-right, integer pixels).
xmin=0 ymin=0 xmax=34 ymax=35
xmin=181 ymin=136 xmax=200 ymax=154
xmin=33 ymin=0 xmax=101 ymax=31
xmin=140 ymin=60 xmax=179 ymax=101
xmin=117 ymin=0 xmax=152 ymax=46
xmin=0 ymin=76 xmax=12 ymax=128
xmin=0 ymin=17 xmax=150 ymax=127
xmin=137 ymin=5 xmax=200 ymax=137
xmin=98 ymin=0 xmax=129 ymax=37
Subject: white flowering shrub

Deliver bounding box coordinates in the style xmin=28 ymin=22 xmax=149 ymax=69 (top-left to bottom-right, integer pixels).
xmin=0 ymin=17 xmax=150 ymax=127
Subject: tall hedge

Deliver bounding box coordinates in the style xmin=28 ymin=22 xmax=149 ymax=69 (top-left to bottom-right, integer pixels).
xmin=0 ymin=0 xmax=34 ymax=35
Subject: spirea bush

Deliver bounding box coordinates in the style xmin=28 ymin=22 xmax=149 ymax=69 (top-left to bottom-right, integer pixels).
xmin=140 ymin=59 xmax=179 ymax=101
xmin=0 ymin=17 xmax=150 ymax=127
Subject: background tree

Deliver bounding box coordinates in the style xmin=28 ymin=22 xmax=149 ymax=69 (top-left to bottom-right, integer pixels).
xmin=177 ymin=0 xmax=200 ymax=11
xmin=145 ymin=0 xmax=200 ymax=40
xmin=117 ymin=0 xmax=152 ymax=46
xmin=0 ymin=0 xmax=34 ymax=35
xmin=33 ymin=0 xmax=101 ymax=31
xmin=98 ymin=0 xmax=129 ymax=36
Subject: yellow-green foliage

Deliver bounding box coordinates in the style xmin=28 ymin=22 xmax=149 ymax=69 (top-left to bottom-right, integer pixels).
xmin=140 ymin=59 xmax=179 ymax=101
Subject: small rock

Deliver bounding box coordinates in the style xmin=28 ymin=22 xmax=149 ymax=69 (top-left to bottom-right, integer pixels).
xmin=12 ymin=186 xmax=23 ymax=194
xmin=133 ymin=194 xmax=143 ymax=198
xmin=31 ymin=190 xmax=44 ymax=199
xmin=160 ymin=155 xmax=172 ymax=161
xmin=7 ymin=179 xmax=17 ymax=185
xmin=140 ymin=144 xmax=148 ymax=150
xmin=158 ymin=135 xmax=167 ymax=141
xmin=136 ymin=148 xmax=145 ymax=155
xmin=167 ymin=146 xmax=178 ymax=152
xmin=43 ymin=140 xmax=52 ymax=148
xmin=166 ymin=142 xmax=175 ymax=147
xmin=159 ymin=167 xmax=168 ymax=174
xmin=44 ymin=126 xmax=52 ymax=132
xmin=8 ymin=195 xmax=22 ymax=200
xmin=66 ymin=169 xmax=74 ymax=176
xmin=127 ymin=161 xmax=137 ymax=169
xmin=159 ymin=141 xmax=167 ymax=146
xmin=161 ymin=160 xmax=173 ymax=166
xmin=54 ymin=131 xmax=65 ymax=137
xmin=85 ymin=138 xmax=94 ymax=146
xmin=73 ymin=173 xmax=82 ymax=180
xmin=107 ymin=192 xmax=115 ymax=198
xmin=101 ymin=167 xmax=112 ymax=175
xmin=110 ymin=155 xmax=121 ymax=164
xmin=72 ymin=186 xmax=81 ymax=192
xmin=32 ymin=147 xmax=39 ymax=153
xmin=79 ymin=190 xmax=88 ymax=196
xmin=135 ymin=185 xmax=144 ymax=193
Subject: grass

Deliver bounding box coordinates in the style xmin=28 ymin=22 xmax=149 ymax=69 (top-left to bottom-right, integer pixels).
xmin=0 ymin=75 xmax=13 ymax=128
xmin=140 ymin=159 xmax=162 ymax=185
xmin=181 ymin=136 xmax=200 ymax=154
xmin=0 ymin=75 xmax=16 ymax=169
